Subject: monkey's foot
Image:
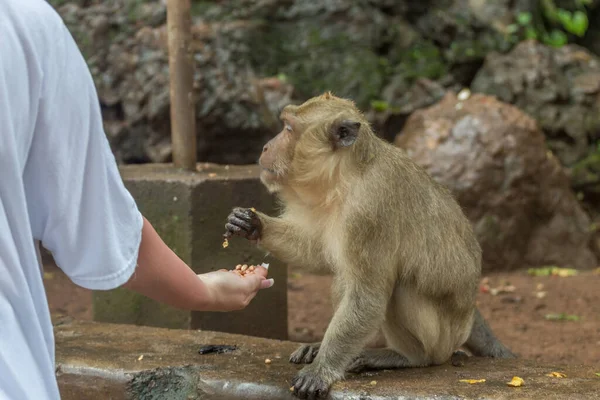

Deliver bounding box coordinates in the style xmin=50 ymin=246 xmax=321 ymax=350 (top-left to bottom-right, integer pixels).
xmin=487 ymin=345 xmax=517 ymax=359
xmin=291 ymin=365 xmax=339 ymax=400
xmin=289 ymin=342 xmax=321 ymax=364
xmin=450 ymin=350 xmax=469 ymax=367
xmin=469 ymin=340 xmax=517 ymax=359
xmin=346 ymin=349 xmax=416 ymax=373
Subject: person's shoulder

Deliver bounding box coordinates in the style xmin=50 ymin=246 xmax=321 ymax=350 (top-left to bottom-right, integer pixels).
xmin=1 ymin=0 xmax=68 ymax=41
xmin=5 ymin=0 xmax=64 ymax=20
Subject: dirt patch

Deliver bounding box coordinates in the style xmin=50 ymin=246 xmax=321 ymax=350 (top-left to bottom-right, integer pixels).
xmin=44 ymin=263 xmax=600 ymax=366
xmin=287 ymin=268 xmax=600 ymax=366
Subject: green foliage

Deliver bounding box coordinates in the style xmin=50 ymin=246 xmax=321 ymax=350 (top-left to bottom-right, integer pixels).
xmin=507 ymin=0 xmax=592 ymax=48
xmin=545 ymin=313 xmax=581 ymax=321
xmin=570 ymin=142 xmax=600 ymax=195
xmin=370 ymin=100 xmax=390 ymax=112
xmin=527 ymin=266 xmax=579 ymax=277
xmin=393 ymin=41 xmax=447 ymax=82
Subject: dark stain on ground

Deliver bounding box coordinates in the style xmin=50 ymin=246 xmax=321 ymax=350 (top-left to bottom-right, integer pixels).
xmin=198 ymin=345 xmax=239 ymax=355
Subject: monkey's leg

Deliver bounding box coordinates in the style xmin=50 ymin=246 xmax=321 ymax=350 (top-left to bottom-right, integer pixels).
xmin=291 ymin=281 xmax=390 ymax=400
xmin=346 ymin=348 xmax=424 ymax=373
xmin=289 ymin=275 xmax=344 ymax=365
xmin=464 ymin=308 xmax=516 ymax=358
xmin=290 ymin=342 xmax=321 ymax=364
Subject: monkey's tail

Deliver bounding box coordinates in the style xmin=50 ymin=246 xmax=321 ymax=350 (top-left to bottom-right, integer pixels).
xmin=464 ymin=308 xmax=517 ymax=359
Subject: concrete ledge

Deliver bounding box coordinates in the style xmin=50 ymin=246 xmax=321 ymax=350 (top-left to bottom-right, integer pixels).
xmin=55 ymin=319 xmax=600 ymax=400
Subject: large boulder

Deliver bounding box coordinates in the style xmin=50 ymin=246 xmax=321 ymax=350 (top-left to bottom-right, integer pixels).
xmin=395 ymin=92 xmax=598 ymax=272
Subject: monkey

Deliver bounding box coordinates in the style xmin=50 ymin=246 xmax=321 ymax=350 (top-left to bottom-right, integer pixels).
xmin=223 ymin=92 xmax=515 ymax=400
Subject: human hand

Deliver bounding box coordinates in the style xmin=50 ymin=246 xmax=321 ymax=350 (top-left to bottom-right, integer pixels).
xmin=197 ymin=264 xmax=273 ymax=312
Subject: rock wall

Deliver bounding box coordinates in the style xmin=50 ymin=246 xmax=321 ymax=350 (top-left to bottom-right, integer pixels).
xmin=472 ymin=40 xmax=600 ymax=196
xmin=56 ymin=0 xmax=296 ymax=165
xmin=52 ymin=0 xmax=600 ymax=166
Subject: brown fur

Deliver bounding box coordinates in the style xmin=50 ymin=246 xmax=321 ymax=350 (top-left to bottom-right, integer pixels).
xmin=225 ymin=92 xmax=515 ymax=400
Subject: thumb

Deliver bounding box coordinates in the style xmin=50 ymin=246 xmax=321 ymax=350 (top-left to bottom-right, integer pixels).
xmin=259 ymin=278 xmax=275 ymax=289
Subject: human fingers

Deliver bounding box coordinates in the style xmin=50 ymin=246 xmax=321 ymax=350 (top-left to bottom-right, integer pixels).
xmin=251 ymin=263 xmax=270 ymax=279
xmin=242 ymin=271 xmax=274 ymax=291
xmin=260 ymin=278 xmax=275 ymax=289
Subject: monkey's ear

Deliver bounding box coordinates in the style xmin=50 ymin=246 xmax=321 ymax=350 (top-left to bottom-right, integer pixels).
xmin=331 ymin=119 xmax=361 ymax=148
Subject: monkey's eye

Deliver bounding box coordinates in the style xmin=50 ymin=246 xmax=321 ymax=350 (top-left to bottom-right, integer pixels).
xmin=338 ymin=126 xmax=348 ymax=138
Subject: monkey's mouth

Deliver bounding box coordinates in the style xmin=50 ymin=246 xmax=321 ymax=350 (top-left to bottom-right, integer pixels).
xmin=262 ymin=167 xmax=277 ymax=175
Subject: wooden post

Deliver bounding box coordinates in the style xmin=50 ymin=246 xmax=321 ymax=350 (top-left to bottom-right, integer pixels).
xmin=166 ymin=0 xmax=196 ymax=171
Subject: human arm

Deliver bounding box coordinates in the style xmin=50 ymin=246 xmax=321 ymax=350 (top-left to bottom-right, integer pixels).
xmin=24 ymin=9 xmax=272 ymax=312
xmin=122 ymin=216 xmax=273 ymax=312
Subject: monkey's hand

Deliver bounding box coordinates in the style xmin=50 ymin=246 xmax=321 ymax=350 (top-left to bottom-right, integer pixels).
xmin=291 ymin=364 xmax=340 ymax=400
xmin=224 ymin=207 xmax=262 ymax=241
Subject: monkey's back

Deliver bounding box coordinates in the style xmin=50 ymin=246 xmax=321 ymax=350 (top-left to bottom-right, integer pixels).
xmin=348 ymin=140 xmax=481 ymax=308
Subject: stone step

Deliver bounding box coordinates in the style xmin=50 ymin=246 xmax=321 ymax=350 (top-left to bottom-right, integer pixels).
xmin=54 ymin=319 xmax=600 ymax=400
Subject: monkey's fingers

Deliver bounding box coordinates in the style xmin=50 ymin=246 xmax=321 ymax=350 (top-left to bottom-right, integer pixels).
xmin=290 ymin=343 xmax=320 ymax=364
xmin=292 ymin=373 xmax=329 ymax=400
xmin=228 ymin=215 xmax=254 ymax=232
xmin=233 ymin=207 xmax=257 ymax=221
xmin=225 ymin=223 xmax=249 ymax=237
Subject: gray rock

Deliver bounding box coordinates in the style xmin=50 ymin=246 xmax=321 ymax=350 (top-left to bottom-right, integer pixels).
xmin=395 ymin=92 xmax=597 ymax=272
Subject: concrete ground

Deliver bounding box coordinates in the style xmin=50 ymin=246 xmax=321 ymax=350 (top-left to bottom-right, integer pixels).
xmin=55 ymin=319 xmax=600 ymax=400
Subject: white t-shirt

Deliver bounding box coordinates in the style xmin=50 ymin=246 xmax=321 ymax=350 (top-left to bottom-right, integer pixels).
xmin=0 ymin=1 xmax=144 ymax=399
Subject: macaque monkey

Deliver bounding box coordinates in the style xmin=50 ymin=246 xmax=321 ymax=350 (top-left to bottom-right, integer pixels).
xmin=223 ymin=92 xmax=515 ymax=399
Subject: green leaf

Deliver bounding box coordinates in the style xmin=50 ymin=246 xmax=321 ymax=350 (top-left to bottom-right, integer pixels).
xmin=570 ymin=11 xmax=589 ymax=37
xmin=276 ymin=73 xmax=288 ymax=83
xmin=506 ymin=24 xmax=519 ymax=34
xmin=527 ymin=266 xmax=579 ymax=277
xmin=370 ymin=100 xmax=389 ymax=112
xmin=517 ymin=12 xmax=532 ymax=26
xmin=525 ymin=27 xmax=538 ymax=40
xmin=595 ymin=372 xmax=600 ymax=377
xmin=556 ymin=9 xmax=573 ymax=27
xmin=544 ymin=30 xmax=568 ymax=47
xmin=545 ymin=313 xmax=581 ymax=321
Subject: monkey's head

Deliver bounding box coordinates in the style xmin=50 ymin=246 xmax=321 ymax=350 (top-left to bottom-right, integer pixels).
xmin=259 ymin=91 xmax=371 ymax=195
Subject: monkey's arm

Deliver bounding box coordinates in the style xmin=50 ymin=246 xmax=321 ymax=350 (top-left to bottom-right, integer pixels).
xmin=225 ymin=207 xmax=326 ymax=268
xmin=258 ymin=214 xmax=327 ymax=268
